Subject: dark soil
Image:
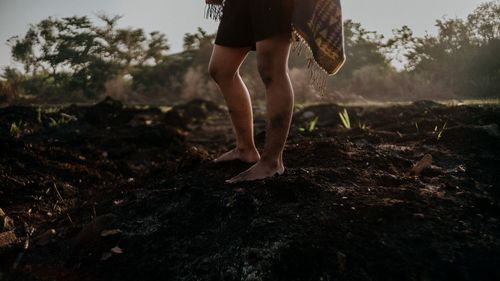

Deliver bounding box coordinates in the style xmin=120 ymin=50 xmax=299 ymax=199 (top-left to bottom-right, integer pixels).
xmin=1 ymin=97 xmax=499 ymax=281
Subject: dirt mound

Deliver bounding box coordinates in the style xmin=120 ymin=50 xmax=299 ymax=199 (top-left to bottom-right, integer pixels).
xmin=1 ymin=99 xmax=499 ymax=281
xmin=164 ymin=99 xmax=225 ymax=130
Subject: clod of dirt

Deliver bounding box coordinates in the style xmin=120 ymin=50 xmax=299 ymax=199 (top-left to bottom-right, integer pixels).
xmin=165 ymin=99 xmax=224 ymax=130
xmin=34 ymin=229 xmax=56 ymax=246
xmin=420 ymin=165 xmax=444 ymax=178
xmin=100 ymin=229 xmax=122 ymax=237
xmin=83 ymin=96 xmax=132 ymax=127
xmin=0 ymin=231 xmax=19 ymax=250
xmin=0 ymin=209 xmax=15 ymax=232
xmin=409 ymin=154 xmax=433 ymax=176
xmin=293 ymin=103 xmax=343 ymax=127
xmin=71 ymin=214 xmax=117 ymax=252
xmin=175 ymin=145 xmax=212 ymax=172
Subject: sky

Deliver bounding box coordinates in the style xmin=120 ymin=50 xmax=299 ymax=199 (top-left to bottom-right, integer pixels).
xmin=0 ymin=0 xmax=490 ymax=70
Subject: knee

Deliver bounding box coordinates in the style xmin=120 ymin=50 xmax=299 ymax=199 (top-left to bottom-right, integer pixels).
xmin=208 ymin=62 xmax=220 ymax=82
xmin=257 ymin=52 xmax=287 ymax=88
xmin=208 ymin=62 xmax=236 ymax=85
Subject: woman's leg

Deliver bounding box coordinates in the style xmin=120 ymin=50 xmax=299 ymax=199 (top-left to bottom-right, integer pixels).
xmin=226 ymin=33 xmax=293 ymax=183
xmin=209 ymin=44 xmax=260 ymax=163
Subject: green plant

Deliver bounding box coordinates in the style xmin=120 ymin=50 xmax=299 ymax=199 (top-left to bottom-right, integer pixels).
xmin=299 ymin=116 xmax=319 ymax=133
xmin=339 ymin=108 xmax=351 ymax=129
xmin=358 ymin=120 xmax=368 ymax=130
xmin=10 ymin=120 xmax=24 ymax=137
xmin=48 ymin=117 xmax=58 ymax=127
xmin=37 ymin=107 xmax=42 ymax=123
xmin=434 ymin=120 xmax=448 ymax=140
xmin=43 ymin=107 xmax=60 ymax=114
xmin=308 ymin=116 xmax=319 ymax=132
xmin=48 ymin=113 xmax=77 ymax=127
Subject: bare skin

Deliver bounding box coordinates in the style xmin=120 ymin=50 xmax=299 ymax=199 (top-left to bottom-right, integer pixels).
xmin=209 ymin=33 xmax=294 ymax=183
xmin=209 ymin=45 xmax=261 ymax=164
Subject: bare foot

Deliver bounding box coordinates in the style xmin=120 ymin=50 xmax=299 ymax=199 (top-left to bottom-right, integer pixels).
xmin=225 ymin=159 xmax=285 ymax=183
xmin=213 ymin=147 xmax=260 ymax=163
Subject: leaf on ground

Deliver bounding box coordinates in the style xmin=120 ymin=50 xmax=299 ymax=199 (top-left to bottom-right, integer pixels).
xmin=111 ymin=246 xmax=123 ymax=254
xmin=100 ymin=229 xmax=122 ymax=237
xmin=409 ymin=154 xmax=433 ymax=176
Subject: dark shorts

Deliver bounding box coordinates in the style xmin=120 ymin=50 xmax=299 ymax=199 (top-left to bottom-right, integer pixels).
xmin=214 ymin=0 xmax=293 ymax=51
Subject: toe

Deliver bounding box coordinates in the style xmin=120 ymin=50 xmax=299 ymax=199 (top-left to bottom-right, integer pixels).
xmin=226 ymin=176 xmax=239 ymax=184
xmin=225 ymin=174 xmax=240 ymax=184
xmin=214 ymin=148 xmax=239 ymax=163
xmin=226 ymin=170 xmax=251 ymax=183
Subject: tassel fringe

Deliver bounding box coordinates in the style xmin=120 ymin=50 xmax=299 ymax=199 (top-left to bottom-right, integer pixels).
xmin=204 ymin=2 xmax=225 ymax=21
xmin=291 ymin=28 xmax=330 ymax=98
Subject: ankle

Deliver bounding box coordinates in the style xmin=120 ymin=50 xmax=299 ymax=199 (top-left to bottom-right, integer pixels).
xmin=236 ymin=145 xmax=258 ymax=153
xmin=259 ymin=155 xmax=280 ymax=167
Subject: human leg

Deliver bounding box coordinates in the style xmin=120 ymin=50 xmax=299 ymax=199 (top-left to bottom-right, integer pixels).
xmin=226 ymin=33 xmax=293 ymax=183
xmin=208 ymin=44 xmax=260 ymax=163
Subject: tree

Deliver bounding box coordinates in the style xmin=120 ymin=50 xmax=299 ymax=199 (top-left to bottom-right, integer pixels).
xmin=394 ymin=1 xmax=500 ymax=97
xmin=341 ymin=19 xmax=391 ymax=75
xmin=328 ymin=19 xmax=392 ymax=92
xmin=6 ymin=14 xmax=171 ymax=99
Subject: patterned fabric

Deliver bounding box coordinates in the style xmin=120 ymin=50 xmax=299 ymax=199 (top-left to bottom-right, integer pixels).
xmin=205 ymin=0 xmax=346 ymax=94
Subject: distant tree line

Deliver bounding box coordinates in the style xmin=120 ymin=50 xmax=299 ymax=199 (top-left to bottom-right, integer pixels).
xmin=335 ymin=0 xmax=500 ymax=101
xmin=0 ymin=1 xmax=498 ymax=105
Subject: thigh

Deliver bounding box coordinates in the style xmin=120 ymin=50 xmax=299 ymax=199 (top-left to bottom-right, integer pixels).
xmin=251 ymin=0 xmax=293 ymax=43
xmin=255 ymin=34 xmax=292 ymax=73
xmin=209 ymin=44 xmax=252 ymax=75
xmin=214 ymin=0 xmax=255 ymax=49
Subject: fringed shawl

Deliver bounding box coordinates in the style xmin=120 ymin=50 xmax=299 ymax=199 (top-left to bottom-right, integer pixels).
xmin=205 ymin=0 xmax=346 ymax=95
